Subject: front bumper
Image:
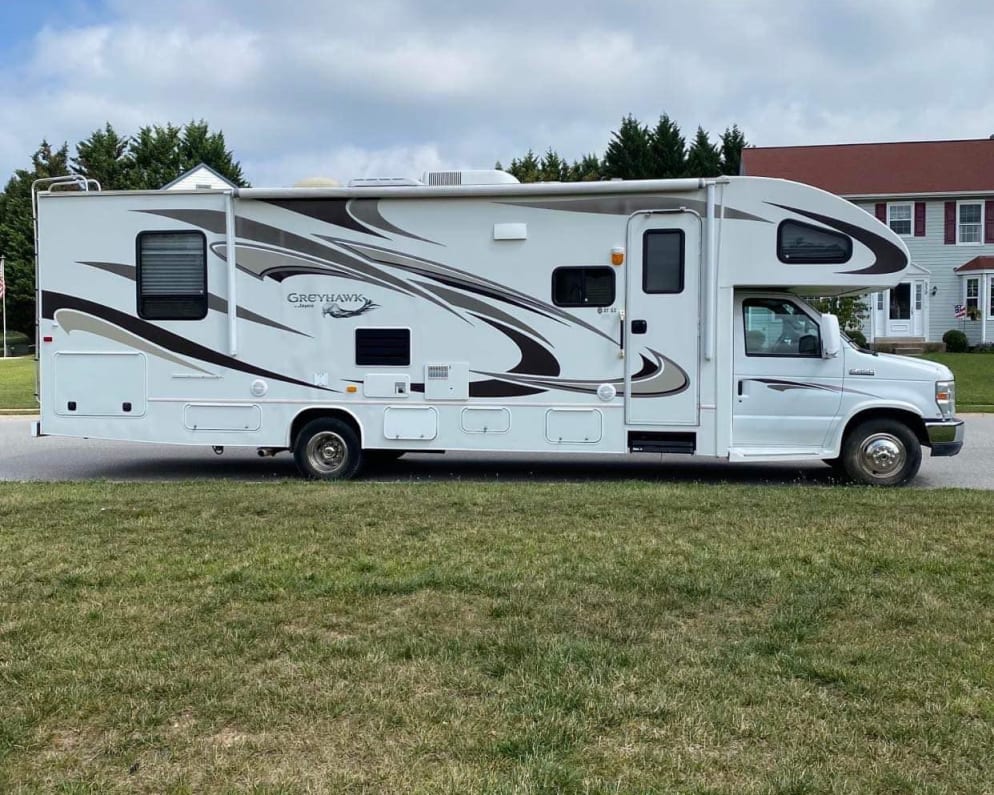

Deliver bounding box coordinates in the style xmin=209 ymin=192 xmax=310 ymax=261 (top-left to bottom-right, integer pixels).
xmin=924 ymin=418 xmax=964 ymax=457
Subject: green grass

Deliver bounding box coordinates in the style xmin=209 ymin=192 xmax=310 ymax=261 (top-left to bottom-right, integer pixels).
xmin=920 ymin=352 xmax=994 ymax=411
xmin=2 ymin=481 xmax=993 ymax=793
xmin=0 ymin=356 xmax=36 ymax=410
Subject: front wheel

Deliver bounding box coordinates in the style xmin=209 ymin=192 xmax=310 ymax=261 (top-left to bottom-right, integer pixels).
xmin=293 ymin=418 xmax=362 ymax=480
xmin=840 ymin=418 xmax=921 ymax=486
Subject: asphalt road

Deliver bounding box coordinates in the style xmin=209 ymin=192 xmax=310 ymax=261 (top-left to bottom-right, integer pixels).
xmin=1 ymin=415 xmax=990 ymax=488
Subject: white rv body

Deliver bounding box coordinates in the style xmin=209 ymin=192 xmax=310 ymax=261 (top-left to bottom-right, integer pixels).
xmin=34 ymin=174 xmax=963 ymax=483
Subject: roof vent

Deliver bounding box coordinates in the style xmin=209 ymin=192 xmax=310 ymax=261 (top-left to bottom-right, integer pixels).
xmin=421 ymin=169 xmax=519 ymax=186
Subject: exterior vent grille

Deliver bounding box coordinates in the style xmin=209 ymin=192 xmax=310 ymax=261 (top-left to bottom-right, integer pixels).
xmin=426 ymin=365 xmax=450 ymax=379
xmin=424 ymin=171 xmax=462 ymax=187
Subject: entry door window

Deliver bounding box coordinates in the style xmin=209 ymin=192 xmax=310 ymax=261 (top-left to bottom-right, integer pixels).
xmin=889 ymin=282 xmax=911 ymax=320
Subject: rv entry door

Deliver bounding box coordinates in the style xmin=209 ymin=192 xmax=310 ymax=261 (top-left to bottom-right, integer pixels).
xmin=625 ymin=210 xmax=701 ymax=425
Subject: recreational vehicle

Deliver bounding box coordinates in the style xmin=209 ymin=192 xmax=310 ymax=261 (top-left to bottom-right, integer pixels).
xmin=32 ymin=172 xmax=963 ymax=485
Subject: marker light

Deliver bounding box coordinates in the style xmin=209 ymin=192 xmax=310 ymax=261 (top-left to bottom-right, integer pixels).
xmin=346 ymin=385 xmax=358 ymax=393
xmin=935 ymin=380 xmax=955 ymax=419
xmin=610 ymin=246 xmax=624 ymax=266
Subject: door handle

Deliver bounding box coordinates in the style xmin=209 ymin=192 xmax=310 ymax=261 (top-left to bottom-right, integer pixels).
xmin=617 ymin=309 xmax=625 ymax=358
xmin=631 ymin=319 xmax=647 ymax=334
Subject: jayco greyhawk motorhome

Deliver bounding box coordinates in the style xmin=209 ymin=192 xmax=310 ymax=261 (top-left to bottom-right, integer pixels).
xmin=32 ymin=171 xmax=963 ymax=485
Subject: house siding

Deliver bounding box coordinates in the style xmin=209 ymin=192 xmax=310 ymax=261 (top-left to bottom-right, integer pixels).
xmin=856 ymin=198 xmax=994 ymax=345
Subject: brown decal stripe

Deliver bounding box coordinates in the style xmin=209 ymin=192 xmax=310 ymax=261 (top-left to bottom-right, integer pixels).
xmin=263 ymin=198 xmax=386 ymax=238
xmin=79 ymin=260 xmax=310 ymax=338
xmin=41 ymin=291 xmax=336 ymax=393
xmin=472 ymin=315 xmax=560 ymax=377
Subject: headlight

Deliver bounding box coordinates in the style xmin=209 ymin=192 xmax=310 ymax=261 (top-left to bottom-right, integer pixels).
xmin=935 ymin=380 xmax=955 ymax=419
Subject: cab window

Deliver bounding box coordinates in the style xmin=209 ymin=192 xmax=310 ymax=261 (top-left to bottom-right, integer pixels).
xmin=743 ymin=298 xmax=821 ymax=357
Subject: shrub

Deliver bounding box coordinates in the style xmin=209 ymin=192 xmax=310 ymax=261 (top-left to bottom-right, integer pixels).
xmin=971 ymin=342 xmax=994 ymax=354
xmin=1 ymin=330 xmax=29 ymax=346
xmin=942 ymin=329 xmax=968 ymax=353
xmin=847 ymin=329 xmax=867 ymax=349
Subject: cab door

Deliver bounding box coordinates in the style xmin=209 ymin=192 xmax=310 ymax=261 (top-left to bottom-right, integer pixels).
xmin=624 ymin=210 xmax=700 ymax=425
xmin=732 ymin=295 xmax=844 ymax=450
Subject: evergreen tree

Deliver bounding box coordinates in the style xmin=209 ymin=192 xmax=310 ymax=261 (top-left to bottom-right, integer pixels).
xmin=685 ymin=126 xmax=722 ymax=177
xmin=603 ymin=115 xmax=652 ymax=180
xmin=567 ymin=153 xmax=602 ymax=182
xmin=177 ymin=120 xmax=247 ymax=186
xmin=0 ymin=141 xmax=70 ymax=334
xmin=719 ymin=124 xmax=748 ymax=175
xmin=71 ymin=123 xmax=132 ymax=189
xmin=506 ymin=150 xmax=541 ymax=183
xmin=648 ymin=114 xmax=686 ymax=178
xmin=538 ymin=148 xmax=569 ymax=182
xmin=127 ymin=123 xmax=184 ymax=189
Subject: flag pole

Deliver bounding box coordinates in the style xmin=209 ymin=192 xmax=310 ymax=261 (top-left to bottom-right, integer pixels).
xmin=1 ymin=255 xmax=7 ymax=359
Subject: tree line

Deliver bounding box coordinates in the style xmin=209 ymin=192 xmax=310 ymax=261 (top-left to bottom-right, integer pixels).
xmin=497 ymin=114 xmax=747 ymax=183
xmin=0 ymin=121 xmax=246 ymax=334
xmin=1 ymin=113 xmax=749 ymax=337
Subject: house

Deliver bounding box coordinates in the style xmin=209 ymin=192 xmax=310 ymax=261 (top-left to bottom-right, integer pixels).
xmin=742 ymin=138 xmax=994 ymax=348
xmin=162 ymin=163 xmax=237 ymax=191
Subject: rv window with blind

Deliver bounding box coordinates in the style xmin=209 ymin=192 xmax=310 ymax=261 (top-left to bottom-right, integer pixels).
xmin=777 ymin=220 xmax=852 ymax=264
xmin=136 ymin=231 xmax=207 ymax=320
xmin=552 ymin=267 xmax=615 ymax=307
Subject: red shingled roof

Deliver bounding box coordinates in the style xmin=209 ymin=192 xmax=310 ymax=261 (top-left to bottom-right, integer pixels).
xmin=955 ymin=256 xmax=994 ymax=273
xmin=741 ymin=139 xmax=994 ymax=196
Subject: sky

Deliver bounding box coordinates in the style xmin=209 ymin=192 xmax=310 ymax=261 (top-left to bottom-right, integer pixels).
xmin=1 ymin=0 xmax=993 ymax=188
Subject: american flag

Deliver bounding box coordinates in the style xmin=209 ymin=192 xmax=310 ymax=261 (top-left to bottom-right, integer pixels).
xmin=954 ymin=304 xmax=967 ymax=319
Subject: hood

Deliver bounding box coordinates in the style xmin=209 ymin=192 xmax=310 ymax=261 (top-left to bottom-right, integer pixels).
xmin=847 ymin=348 xmax=953 ymax=381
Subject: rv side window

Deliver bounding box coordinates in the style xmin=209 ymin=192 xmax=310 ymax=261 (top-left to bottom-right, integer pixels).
xmin=777 ymin=220 xmax=852 ymax=264
xmin=643 ymin=229 xmax=684 ymax=293
xmin=136 ymin=231 xmax=208 ymax=320
xmin=743 ymin=298 xmax=821 ymax=357
xmin=552 ymin=267 xmax=615 ymax=307
xmin=356 ymin=328 xmax=411 ymax=366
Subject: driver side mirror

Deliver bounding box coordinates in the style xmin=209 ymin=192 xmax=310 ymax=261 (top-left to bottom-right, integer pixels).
xmin=821 ymin=313 xmax=841 ymax=359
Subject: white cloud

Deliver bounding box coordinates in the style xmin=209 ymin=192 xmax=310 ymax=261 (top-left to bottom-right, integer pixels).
xmin=2 ymin=0 xmax=994 ymax=187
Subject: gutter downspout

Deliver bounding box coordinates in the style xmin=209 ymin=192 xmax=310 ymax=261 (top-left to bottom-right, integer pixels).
xmin=225 ymin=190 xmax=238 ymax=356
xmin=704 ymin=182 xmax=717 ymax=362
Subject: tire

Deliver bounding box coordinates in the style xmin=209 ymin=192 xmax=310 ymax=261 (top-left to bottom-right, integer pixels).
xmin=293 ymin=418 xmax=362 ymax=480
xmin=840 ymin=418 xmax=922 ymax=487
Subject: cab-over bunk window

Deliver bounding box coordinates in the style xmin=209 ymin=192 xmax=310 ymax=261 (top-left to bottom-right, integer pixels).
xmin=777 ymin=220 xmax=852 ymax=264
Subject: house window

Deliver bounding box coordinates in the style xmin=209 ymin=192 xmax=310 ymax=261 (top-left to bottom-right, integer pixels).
xmin=966 ymin=277 xmax=979 ymax=315
xmin=990 ymin=279 xmax=994 ymax=318
xmin=915 ymin=283 xmax=923 ymax=311
xmin=137 ymin=231 xmax=207 ymax=320
xmin=958 ymin=202 xmax=983 ymax=244
xmin=552 ymin=267 xmax=615 ymax=307
xmin=887 ymin=203 xmax=912 ymax=236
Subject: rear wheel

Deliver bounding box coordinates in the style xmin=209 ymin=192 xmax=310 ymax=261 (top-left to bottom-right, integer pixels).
xmin=841 ymin=418 xmax=921 ymax=486
xmin=293 ymin=418 xmax=362 ymax=480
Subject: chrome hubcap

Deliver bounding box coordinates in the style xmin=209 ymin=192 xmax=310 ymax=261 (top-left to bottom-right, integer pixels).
xmin=859 ymin=433 xmax=905 ymax=476
xmin=306 ymin=431 xmax=347 ymax=474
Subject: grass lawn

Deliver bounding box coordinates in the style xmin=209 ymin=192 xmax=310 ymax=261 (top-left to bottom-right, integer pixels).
xmin=1 ymin=481 xmax=993 ymax=793
xmin=0 ymin=356 xmax=36 ymax=410
xmin=920 ymin=352 xmax=994 ymax=411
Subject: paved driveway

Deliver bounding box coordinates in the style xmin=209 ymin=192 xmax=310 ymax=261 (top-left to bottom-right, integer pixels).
xmin=1 ymin=415 xmax=990 ymax=487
